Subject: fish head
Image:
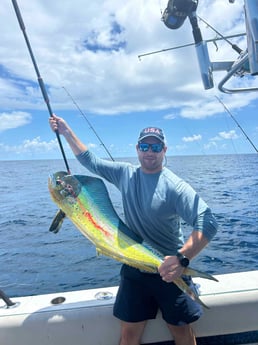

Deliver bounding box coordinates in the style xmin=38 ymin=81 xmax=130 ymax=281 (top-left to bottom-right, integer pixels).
xmin=48 ymin=171 xmax=81 ymax=204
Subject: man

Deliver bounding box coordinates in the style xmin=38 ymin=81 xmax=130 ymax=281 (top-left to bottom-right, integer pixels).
xmin=49 ymin=115 xmax=218 ymax=345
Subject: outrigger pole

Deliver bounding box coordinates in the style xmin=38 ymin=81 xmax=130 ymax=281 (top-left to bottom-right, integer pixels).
xmin=11 ymin=0 xmax=71 ymax=174
xmin=216 ymin=96 xmax=258 ymax=154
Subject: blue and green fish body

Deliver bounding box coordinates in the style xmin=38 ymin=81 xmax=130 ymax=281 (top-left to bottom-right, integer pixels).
xmin=48 ymin=171 xmax=218 ymax=308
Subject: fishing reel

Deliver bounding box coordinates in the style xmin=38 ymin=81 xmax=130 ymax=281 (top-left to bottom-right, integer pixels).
xmin=162 ymin=0 xmax=198 ymax=29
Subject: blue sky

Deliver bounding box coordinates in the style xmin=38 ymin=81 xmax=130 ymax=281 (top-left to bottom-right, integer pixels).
xmin=0 ymin=0 xmax=257 ymax=160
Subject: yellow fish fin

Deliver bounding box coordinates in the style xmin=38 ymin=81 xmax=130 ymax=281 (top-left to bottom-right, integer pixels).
xmin=183 ymin=267 xmax=218 ymax=282
xmin=174 ymin=277 xmax=209 ymax=309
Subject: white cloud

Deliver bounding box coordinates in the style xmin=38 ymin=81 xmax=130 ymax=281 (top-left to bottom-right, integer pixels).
xmin=0 ymin=137 xmax=58 ymax=154
xmin=164 ymin=113 xmax=176 ymax=120
xmin=204 ymin=141 xmax=218 ymax=151
xmin=22 ymin=137 xmax=58 ymax=152
xmin=211 ymin=130 xmax=239 ymax=141
xmin=87 ymin=143 xmax=98 ymax=149
xmin=1 ymin=0 xmax=255 ymax=119
xmin=0 ymin=112 xmax=32 ymax=132
xmin=182 ymin=134 xmax=202 ymax=142
xmin=219 ymin=130 xmax=239 ymax=140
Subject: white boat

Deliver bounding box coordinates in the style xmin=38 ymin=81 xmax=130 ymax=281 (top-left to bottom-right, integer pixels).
xmin=1 ymin=270 xmax=258 ymax=345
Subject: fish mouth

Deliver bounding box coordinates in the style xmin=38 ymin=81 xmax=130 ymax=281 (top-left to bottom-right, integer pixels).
xmin=48 ymin=174 xmax=56 ymax=189
xmin=48 ymin=171 xmax=81 ymax=199
xmin=48 ymin=174 xmax=56 ymax=190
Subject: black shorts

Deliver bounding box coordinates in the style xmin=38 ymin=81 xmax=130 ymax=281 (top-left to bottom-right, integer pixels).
xmin=113 ymin=265 xmax=203 ymax=326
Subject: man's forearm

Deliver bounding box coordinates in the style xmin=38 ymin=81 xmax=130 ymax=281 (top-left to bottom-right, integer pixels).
xmin=179 ymin=230 xmax=209 ymax=260
xmin=63 ymin=127 xmax=88 ymax=156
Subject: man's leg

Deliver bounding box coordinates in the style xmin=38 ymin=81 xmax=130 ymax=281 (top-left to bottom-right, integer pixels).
xmin=119 ymin=320 xmax=147 ymax=345
xmin=167 ymin=323 xmax=196 ymax=345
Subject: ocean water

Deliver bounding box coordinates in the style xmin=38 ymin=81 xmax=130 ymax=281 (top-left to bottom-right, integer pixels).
xmin=0 ymin=154 xmax=257 ymax=298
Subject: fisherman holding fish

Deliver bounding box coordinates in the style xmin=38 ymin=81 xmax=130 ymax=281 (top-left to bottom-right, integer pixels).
xmin=49 ymin=115 xmax=218 ymax=345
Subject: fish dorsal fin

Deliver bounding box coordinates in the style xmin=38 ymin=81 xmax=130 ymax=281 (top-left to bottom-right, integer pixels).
xmin=75 ymin=175 xmax=142 ymax=243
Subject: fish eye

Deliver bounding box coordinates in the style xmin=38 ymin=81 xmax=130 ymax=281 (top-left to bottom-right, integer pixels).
xmin=65 ymin=184 xmax=74 ymax=194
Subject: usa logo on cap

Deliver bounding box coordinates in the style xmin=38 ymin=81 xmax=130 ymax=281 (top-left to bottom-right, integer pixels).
xmin=138 ymin=127 xmax=165 ymax=143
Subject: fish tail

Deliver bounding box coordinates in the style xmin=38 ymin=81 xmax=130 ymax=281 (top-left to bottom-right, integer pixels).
xmin=184 ymin=267 xmax=219 ymax=282
xmin=174 ymin=277 xmax=209 ymax=309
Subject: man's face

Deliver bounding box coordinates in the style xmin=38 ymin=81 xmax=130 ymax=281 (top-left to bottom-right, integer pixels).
xmin=136 ymin=136 xmax=167 ymax=174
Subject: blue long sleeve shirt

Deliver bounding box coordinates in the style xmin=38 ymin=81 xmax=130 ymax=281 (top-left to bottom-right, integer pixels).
xmin=76 ymin=151 xmax=218 ymax=256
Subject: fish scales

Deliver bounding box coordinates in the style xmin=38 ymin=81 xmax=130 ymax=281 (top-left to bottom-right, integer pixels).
xmin=48 ymin=171 xmax=218 ymax=308
xmin=49 ymin=172 xmax=163 ymax=271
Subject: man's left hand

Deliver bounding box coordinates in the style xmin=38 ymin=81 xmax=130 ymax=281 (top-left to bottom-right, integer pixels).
xmin=158 ymin=256 xmax=185 ymax=283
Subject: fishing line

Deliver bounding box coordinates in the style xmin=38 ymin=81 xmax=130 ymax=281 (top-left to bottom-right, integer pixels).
xmin=215 ymin=96 xmax=258 ymax=153
xmin=62 ymin=87 xmax=115 ymax=161
xmin=11 ymin=0 xmax=71 ymax=174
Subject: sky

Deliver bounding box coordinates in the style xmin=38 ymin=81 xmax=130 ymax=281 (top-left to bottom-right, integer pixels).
xmin=0 ymin=0 xmax=258 ymax=161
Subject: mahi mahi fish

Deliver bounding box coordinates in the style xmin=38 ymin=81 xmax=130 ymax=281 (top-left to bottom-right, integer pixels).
xmin=48 ymin=171 xmax=218 ymax=308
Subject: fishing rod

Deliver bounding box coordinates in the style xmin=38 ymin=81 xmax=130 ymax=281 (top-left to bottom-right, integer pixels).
xmin=138 ymin=33 xmax=245 ymax=60
xmin=215 ymin=96 xmax=258 ymax=154
xmin=11 ymin=0 xmax=71 ymax=174
xmin=197 ymin=16 xmax=243 ymax=55
xmin=62 ymin=87 xmax=115 ymax=161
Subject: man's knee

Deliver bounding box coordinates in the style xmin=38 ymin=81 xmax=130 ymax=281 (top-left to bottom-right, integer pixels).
xmin=167 ymin=323 xmax=196 ymax=345
xmin=119 ymin=321 xmax=146 ymax=345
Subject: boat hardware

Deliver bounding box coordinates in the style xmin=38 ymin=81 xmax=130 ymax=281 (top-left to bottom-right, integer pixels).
xmin=51 ymin=296 xmax=66 ymax=305
xmin=0 ymin=289 xmax=16 ymax=308
xmin=140 ymin=0 xmax=258 ymax=93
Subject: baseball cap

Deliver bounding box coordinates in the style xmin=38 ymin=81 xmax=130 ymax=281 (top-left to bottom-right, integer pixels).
xmin=138 ymin=127 xmax=166 ymax=144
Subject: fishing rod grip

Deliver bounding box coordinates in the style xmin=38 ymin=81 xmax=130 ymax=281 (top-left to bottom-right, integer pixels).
xmin=41 ymin=87 xmax=71 ymax=173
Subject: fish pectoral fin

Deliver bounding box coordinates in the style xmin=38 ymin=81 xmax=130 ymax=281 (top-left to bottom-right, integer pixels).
xmin=49 ymin=209 xmax=66 ymax=234
xmin=183 ymin=267 xmax=219 ymax=282
xmin=174 ymin=277 xmax=209 ymax=309
xmin=96 ymin=246 xmax=118 ymax=259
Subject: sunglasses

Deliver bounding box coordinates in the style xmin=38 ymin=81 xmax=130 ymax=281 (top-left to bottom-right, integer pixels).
xmin=138 ymin=142 xmax=164 ymax=153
